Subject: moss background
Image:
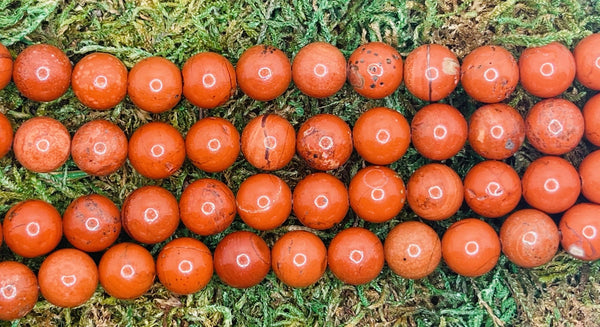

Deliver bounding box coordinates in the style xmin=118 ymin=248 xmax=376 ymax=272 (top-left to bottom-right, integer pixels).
xmin=1 ymin=0 xmax=600 ymax=326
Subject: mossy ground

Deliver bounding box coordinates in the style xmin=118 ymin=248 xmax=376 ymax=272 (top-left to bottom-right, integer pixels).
xmin=0 ymin=0 xmax=600 ymax=326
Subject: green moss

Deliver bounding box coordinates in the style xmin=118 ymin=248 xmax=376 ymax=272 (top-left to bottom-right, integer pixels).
xmin=0 ymin=0 xmax=599 ymax=326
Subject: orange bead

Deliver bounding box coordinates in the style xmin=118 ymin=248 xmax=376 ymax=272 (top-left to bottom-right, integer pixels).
xmin=353 ymin=107 xmax=410 ymax=165
xmin=128 ymin=122 xmax=185 ymax=179
xmin=186 ymin=117 xmax=240 ymax=173
xmin=63 ymin=194 xmax=121 ymax=253
xmin=98 ymin=242 xmax=155 ymax=300
xmin=13 ymin=116 xmax=70 ymax=173
xmin=347 ymin=42 xmax=403 ymax=99
xmin=560 ymin=203 xmax=600 ymax=261
xmin=292 ymin=42 xmax=346 ymax=98
xmin=460 ymin=45 xmax=519 ymax=103
xmin=128 ymin=56 xmax=182 ymax=113
xmin=521 ymin=156 xmax=580 ymax=214
xmin=0 ymin=43 xmax=12 ymax=90
xmin=296 ymin=114 xmax=352 ymax=171
xmin=179 ymin=178 xmax=236 ymax=236
xmin=327 ymin=227 xmax=384 ymax=285
xmin=403 ymin=44 xmax=460 ymax=101
xmin=583 ymin=93 xmax=600 ymax=146
xmin=122 ymin=186 xmax=180 ymax=244
xmin=272 ymin=230 xmax=327 ymax=288
xmin=519 ymin=42 xmax=575 ymax=98
xmin=236 ymin=45 xmax=291 ymax=101
xmin=0 ymin=112 xmax=13 ymax=159
xmin=72 ymin=53 xmax=128 ymax=110
xmin=411 ymin=103 xmax=467 ymax=161
xmin=463 ymin=160 xmax=521 ymax=218
xmin=292 ymin=172 xmax=349 ymax=230
xmin=441 ymin=218 xmax=501 ymax=277
xmin=214 ymin=231 xmax=271 ymax=288
xmin=71 ymin=120 xmax=128 ymax=176
xmin=38 ymin=248 xmax=98 ymax=308
xmin=12 ymin=44 xmax=71 ymax=102
xmin=574 ymin=33 xmax=600 ymax=90
xmin=525 ymin=98 xmax=584 ymax=155
xmin=182 ymin=52 xmax=236 ymax=109
xmin=241 ymin=114 xmax=295 ymax=171
xmin=349 ymin=166 xmax=406 ymax=223
xmin=406 ymin=163 xmax=463 ymax=221
xmin=384 ymin=221 xmax=441 ymax=279
xmin=236 ymin=174 xmax=291 ymax=230
xmin=156 ymin=237 xmax=213 ymax=295
xmin=580 ymin=150 xmax=600 ymax=204
xmin=468 ymin=103 xmax=525 ymax=160
xmin=0 ymin=261 xmax=38 ymax=321
xmin=500 ymin=209 xmax=559 ymax=268
xmin=3 ymin=199 xmax=62 ymax=258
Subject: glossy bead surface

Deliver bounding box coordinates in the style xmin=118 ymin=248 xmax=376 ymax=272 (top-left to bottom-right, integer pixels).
xmin=327 ymin=227 xmax=384 ymax=285
xmin=0 ymin=43 xmax=12 ymax=90
xmin=580 ymin=150 xmax=600 ymax=204
xmin=236 ymin=174 xmax=291 ymax=230
xmin=180 ymin=178 xmax=236 ymax=236
xmin=272 ymin=230 xmax=327 ymax=288
xmin=292 ymin=172 xmax=349 ymax=230
xmin=241 ymin=114 xmax=295 ymax=171
xmin=292 ymin=42 xmax=346 ymax=98
xmin=0 ymin=262 xmax=38 ymax=321
xmin=519 ymin=42 xmax=575 ymax=98
xmin=13 ymin=116 xmax=70 ymax=173
xmin=156 ymin=237 xmax=213 ymax=295
xmin=12 ymin=44 xmax=71 ymax=102
xmin=214 ymin=231 xmax=270 ymax=288
xmin=411 ymin=103 xmax=467 ymax=160
xmin=461 ymin=45 xmax=519 ymax=103
xmin=384 ymin=221 xmax=441 ymax=279
xmin=237 ymin=45 xmax=291 ymax=101
xmin=63 ymin=194 xmax=121 ymax=252
xmin=3 ymin=199 xmax=62 ymax=258
xmin=406 ymin=163 xmax=463 ymax=221
xmin=182 ymin=52 xmax=236 ymax=109
xmin=468 ymin=103 xmax=525 ymax=160
xmin=128 ymin=56 xmax=182 ymax=113
xmin=38 ymin=248 xmax=99 ymax=308
xmin=122 ymin=186 xmax=180 ymax=244
xmin=128 ymin=122 xmax=185 ymax=179
xmin=186 ymin=117 xmax=240 ymax=173
xmin=353 ymin=107 xmax=410 ymax=165
xmin=72 ymin=53 xmax=128 ymax=110
xmin=0 ymin=112 xmax=13 ymax=159
xmin=441 ymin=218 xmax=501 ymax=277
xmin=296 ymin=114 xmax=352 ymax=171
xmin=525 ymin=98 xmax=584 ymax=155
xmin=560 ymin=203 xmax=600 ymax=261
xmin=521 ymin=156 xmax=580 ymax=214
xmin=500 ymin=209 xmax=559 ymax=268
xmin=347 ymin=42 xmax=403 ymax=99
xmin=404 ymin=44 xmax=460 ymax=101
xmin=583 ymin=93 xmax=600 ymax=146
xmin=71 ymin=120 xmax=128 ymax=176
xmin=98 ymin=242 xmax=155 ymax=300
xmin=574 ymin=33 xmax=600 ymax=90
xmin=349 ymin=166 xmax=406 ymax=223
xmin=463 ymin=160 xmax=521 ymax=218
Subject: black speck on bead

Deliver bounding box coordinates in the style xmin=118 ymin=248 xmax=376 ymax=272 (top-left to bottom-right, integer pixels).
xmin=370 ymin=84 xmax=376 ymax=88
